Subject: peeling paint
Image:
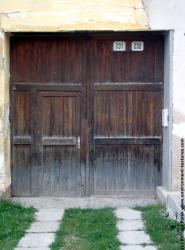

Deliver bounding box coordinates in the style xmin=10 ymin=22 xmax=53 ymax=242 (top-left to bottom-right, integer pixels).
xmin=0 ymin=151 xmax=4 ymax=172
xmin=0 ymin=31 xmax=5 ymax=39
xmin=7 ymin=12 xmax=27 ymax=19
xmin=0 ymin=31 xmax=5 ymax=67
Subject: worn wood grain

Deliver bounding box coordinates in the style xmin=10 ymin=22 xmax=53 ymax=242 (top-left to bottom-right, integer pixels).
xmin=88 ymin=34 xmax=163 ymax=195
xmin=11 ymin=33 xmax=164 ymax=196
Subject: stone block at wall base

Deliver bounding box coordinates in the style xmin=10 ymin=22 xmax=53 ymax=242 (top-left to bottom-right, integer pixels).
xmin=156 ymin=186 xmax=169 ymax=204
xmin=157 ymin=186 xmax=184 ymax=223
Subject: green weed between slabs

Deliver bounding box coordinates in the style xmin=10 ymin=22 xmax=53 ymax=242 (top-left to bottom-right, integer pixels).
xmin=50 ymin=208 xmax=120 ymax=250
xmin=138 ymin=205 xmax=185 ymax=250
xmin=0 ymin=199 xmax=36 ymax=250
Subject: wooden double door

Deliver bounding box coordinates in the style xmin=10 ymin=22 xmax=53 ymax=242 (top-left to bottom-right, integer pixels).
xmin=11 ymin=33 xmax=164 ymax=196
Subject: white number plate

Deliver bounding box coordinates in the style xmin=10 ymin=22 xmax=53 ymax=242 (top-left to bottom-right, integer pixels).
xmin=113 ymin=41 xmax=126 ymax=51
xmin=131 ymin=41 xmax=144 ymax=51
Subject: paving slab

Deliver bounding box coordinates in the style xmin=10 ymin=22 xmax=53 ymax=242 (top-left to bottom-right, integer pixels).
xmin=27 ymin=221 xmax=60 ymax=233
xmin=117 ymin=219 xmax=144 ymax=231
xmin=121 ymin=245 xmax=157 ymax=250
xmin=17 ymin=233 xmax=55 ymax=247
xmin=36 ymin=208 xmax=64 ymax=221
xmin=15 ymin=207 xmax=65 ymax=249
xmin=118 ymin=231 xmax=152 ymax=245
xmin=15 ymin=248 xmax=50 ymax=250
xmin=116 ymin=208 xmax=142 ymax=220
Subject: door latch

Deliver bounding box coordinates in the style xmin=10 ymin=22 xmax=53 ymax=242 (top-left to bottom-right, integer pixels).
xmin=162 ymin=109 xmax=169 ymax=127
xmin=77 ymin=136 xmax=80 ymax=149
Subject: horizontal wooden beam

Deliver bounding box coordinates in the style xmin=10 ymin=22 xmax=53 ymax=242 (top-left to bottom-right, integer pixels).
xmin=94 ymin=82 xmax=163 ymax=91
xmin=13 ymin=136 xmax=32 ymax=145
xmin=13 ymin=83 xmax=82 ymax=92
xmin=42 ymin=137 xmax=77 ymax=146
xmin=94 ymin=137 xmax=162 ymax=145
xmin=13 ymin=136 xmax=78 ymax=146
xmin=40 ymin=91 xmax=80 ymax=97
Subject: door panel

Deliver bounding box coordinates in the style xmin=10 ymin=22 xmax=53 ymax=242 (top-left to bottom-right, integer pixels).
xmin=93 ymin=88 xmax=162 ymax=195
xmin=12 ymin=91 xmax=32 ymax=196
xmin=89 ymin=35 xmax=163 ymax=195
xmin=41 ymin=92 xmax=80 ymax=139
xmin=12 ymin=145 xmax=32 ymax=196
xmin=38 ymin=91 xmax=81 ymax=196
xmin=94 ymin=144 xmax=161 ymax=195
xmin=40 ymin=145 xmax=81 ymax=195
xmin=11 ymin=36 xmax=86 ymax=196
xmin=13 ymin=91 xmax=31 ymax=137
xmin=88 ymin=37 xmax=164 ymax=82
xmin=94 ymin=90 xmax=162 ymax=137
xmin=11 ymin=38 xmax=83 ymax=83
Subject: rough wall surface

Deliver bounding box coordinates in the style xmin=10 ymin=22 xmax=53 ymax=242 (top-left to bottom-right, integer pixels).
xmin=0 ymin=0 xmax=148 ymax=31
xmin=0 ymin=0 xmax=148 ymax=193
xmin=144 ymin=0 xmax=185 ymax=190
xmin=0 ymin=31 xmax=10 ymax=193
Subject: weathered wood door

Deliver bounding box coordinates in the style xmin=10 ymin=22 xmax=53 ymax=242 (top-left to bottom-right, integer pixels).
xmin=11 ymin=36 xmax=87 ymax=196
xmin=11 ymin=34 xmax=163 ymax=196
xmin=88 ymin=35 xmax=164 ymax=196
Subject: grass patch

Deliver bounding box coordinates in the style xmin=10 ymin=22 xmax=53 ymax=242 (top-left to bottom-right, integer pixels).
xmin=50 ymin=208 xmax=120 ymax=250
xmin=138 ymin=205 xmax=184 ymax=250
xmin=0 ymin=199 xmax=36 ymax=250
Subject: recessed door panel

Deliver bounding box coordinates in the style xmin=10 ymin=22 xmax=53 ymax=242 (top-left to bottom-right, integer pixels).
xmin=38 ymin=92 xmax=81 ymax=196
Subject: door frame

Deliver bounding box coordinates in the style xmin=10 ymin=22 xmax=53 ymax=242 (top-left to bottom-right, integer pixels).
xmin=7 ymin=31 xmax=173 ymax=196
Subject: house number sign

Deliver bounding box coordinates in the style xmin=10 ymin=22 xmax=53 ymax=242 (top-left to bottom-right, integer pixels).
xmin=131 ymin=41 xmax=144 ymax=51
xmin=113 ymin=41 xmax=126 ymax=51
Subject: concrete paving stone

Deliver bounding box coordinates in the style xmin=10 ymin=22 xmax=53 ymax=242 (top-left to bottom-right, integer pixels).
xmin=27 ymin=221 xmax=60 ymax=233
xmin=17 ymin=233 xmax=55 ymax=247
xmin=36 ymin=208 xmax=64 ymax=221
xmin=120 ymin=245 xmax=157 ymax=250
xmin=117 ymin=231 xmax=152 ymax=245
xmin=15 ymin=248 xmax=50 ymax=250
xmin=117 ymin=219 xmax=144 ymax=231
xmin=116 ymin=208 xmax=142 ymax=220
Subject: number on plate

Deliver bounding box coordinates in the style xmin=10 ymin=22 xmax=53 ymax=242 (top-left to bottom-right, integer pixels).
xmin=131 ymin=41 xmax=144 ymax=51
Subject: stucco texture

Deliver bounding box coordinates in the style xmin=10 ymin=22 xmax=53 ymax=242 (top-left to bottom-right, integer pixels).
xmin=0 ymin=0 xmax=148 ymax=31
xmin=0 ymin=32 xmax=10 ymax=193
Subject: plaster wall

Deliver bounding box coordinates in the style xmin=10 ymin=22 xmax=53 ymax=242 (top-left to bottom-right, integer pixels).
xmin=0 ymin=31 xmax=10 ymax=193
xmin=0 ymin=0 xmax=148 ymax=32
xmin=144 ymin=0 xmax=185 ymax=190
